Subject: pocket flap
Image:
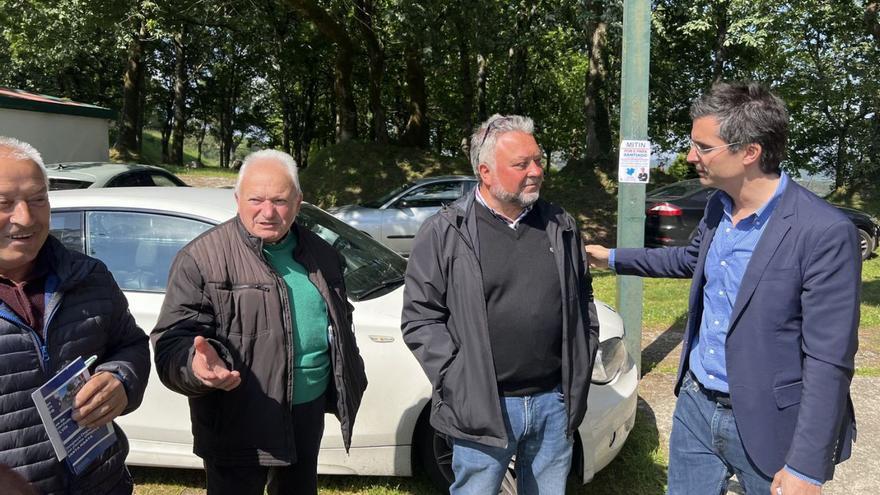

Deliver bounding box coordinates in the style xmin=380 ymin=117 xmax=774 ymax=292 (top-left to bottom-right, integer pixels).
xmin=774 ymin=381 xmax=803 ymax=408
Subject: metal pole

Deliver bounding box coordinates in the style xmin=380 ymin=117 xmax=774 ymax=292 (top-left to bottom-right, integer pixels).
xmin=617 ymin=0 xmax=650 ymax=375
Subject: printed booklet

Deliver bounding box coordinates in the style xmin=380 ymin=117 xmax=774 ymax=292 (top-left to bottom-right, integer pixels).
xmin=30 ymin=356 xmax=117 ymax=475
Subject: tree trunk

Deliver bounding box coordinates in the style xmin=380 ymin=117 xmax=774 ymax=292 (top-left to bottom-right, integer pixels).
xmin=136 ymin=68 xmax=146 ymax=153
xmin=476 ymin=54 xmax=488 ymax=124
xmin=834 ymin=127 xmax=849 ymax=189
xmin=334 ymin=46 xmax=358 ymax=142
xmin=170 ymin=28 xmax=187 ymax=166
xmin=113 ymin=19 xmax=147 ymax=160
xmin=298 ymin=78 xmax=318 ymax=169
xmin=196 ymin=119 xmax=206 ymax=164
xmin=401 ymin=44 xmax=429 ymax=148
xmin=507 ymin=4 xmax=537 ymax=114
xmin=583 ymin=0 xmax=612 ymax=169
xmin=285 ymin=0 xmax=358 ymax=142
xmin=161 ymin=96 xmax=173 ymax=163
xmin=282 ymin=96 xmax=293 ymax=155
xmin=712 ymin=1 xmax=730 ymax=82
xmin=867 ymin=3 xmax=880 ymax=170
xmin=865 ymin=2 xmax=880 ymax=42
xmin=355 ymin=0 xmax=388 ymax=143
xmin=456 ymin=22 xmax=475 ymax=156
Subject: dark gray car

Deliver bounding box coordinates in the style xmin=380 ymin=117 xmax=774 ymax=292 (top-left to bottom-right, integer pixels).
xmin=645 ymin=178 xmax=879 ymax=261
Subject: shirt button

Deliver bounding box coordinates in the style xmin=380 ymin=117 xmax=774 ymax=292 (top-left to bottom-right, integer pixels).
xmin=718 ymin=290 xmax=725 ymax=296
xmin=708 ymin=375 xmax=715 ymax=380
xmin=720 ymin=260 xmax=727 ymax=266
xmin=726 ymin=228 xmax=731 ymax=233
xmin=714 ymin=320 xmax=720 ymax=325
xmin=709 ymin=349 xmax=715 ymax=354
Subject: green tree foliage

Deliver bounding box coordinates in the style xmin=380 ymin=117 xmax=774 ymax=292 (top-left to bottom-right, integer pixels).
xmin=0 ymin=0 xmax=875 ymax=188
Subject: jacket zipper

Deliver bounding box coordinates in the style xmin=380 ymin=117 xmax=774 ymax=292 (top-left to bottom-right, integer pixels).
xmin=257 ymin=242 xmax=296 ymax=455
xmin=0 ymin=310 xmax=51 ymax=373
xmin=229 ymin=283 xmax=270 ymax=291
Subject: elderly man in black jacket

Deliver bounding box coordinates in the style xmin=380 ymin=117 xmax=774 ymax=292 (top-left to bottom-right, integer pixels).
xmin=402 ymin=115 xmax=600 ymax=494
xmin=152 ymin=150 xmax=367 ymax=495
xmin=0 ymin=136 xmax=150 ymax=495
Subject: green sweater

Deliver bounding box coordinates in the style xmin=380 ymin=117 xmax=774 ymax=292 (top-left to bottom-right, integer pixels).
xmin=263 ymin=231 xmax=331 ymax=405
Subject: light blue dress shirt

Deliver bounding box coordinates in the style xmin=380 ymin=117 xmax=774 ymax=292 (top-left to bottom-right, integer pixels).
xmin=689 ymin=173 xmax=787 ymax=394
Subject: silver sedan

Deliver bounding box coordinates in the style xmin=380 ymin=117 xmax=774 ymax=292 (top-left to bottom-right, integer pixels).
xmin=328 ymin=176 xmax=478 ymax=256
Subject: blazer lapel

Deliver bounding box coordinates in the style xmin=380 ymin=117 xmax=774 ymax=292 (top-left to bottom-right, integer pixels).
xmin=728 ymin=185 xmax=797 ymax=329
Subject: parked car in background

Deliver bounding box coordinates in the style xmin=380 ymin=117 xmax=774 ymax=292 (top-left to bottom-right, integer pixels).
xmin=45 ymin=162 xmax=187 ymax=190
xmin=645 ymin=178 xmax=879 ymax=260
xmin=328 ymin=176 xmax=478 ymax=256
xmin=48 ymin=187 xmax=638 ymax=493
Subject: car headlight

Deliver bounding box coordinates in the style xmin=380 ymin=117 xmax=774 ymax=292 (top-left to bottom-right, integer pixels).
xmin=591 ymin=337 xmax=629 ymax=385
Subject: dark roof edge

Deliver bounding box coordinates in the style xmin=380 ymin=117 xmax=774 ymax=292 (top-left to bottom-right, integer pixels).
xmin=0 ymin=94 xmax=116 ymax=120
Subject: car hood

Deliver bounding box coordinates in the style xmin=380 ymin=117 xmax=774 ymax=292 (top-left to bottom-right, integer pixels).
xmin=835 ymin=205 xmax=876 ymax=222
xmin=328 ymin=204 xmax=372 ymax=215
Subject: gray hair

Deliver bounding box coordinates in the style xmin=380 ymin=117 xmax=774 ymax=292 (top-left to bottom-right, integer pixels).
xmin=0 ymin=136 xmax=48 ymax=187
xmin=469 ymin=114 xmax=535 ymax=178
xmin=690 ymin=82 xmax=789 ymax=175
xmin=235 ymin=149 xmax=301 ymax=195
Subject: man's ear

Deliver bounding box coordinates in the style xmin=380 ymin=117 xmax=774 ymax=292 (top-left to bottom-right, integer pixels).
xmin=478 ymin=162 xmax=492 ymax=184
xmin=742 ymin=143 xmax=762 ymax=167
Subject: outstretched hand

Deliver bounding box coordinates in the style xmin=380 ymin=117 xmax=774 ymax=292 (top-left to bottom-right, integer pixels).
xmin=585 ymin=244 xmax=611 ymax=269
xmin=192 ymin=336 xmax=241 ymax=391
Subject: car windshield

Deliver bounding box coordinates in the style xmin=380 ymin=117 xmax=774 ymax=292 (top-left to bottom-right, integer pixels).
xmin=298 ymin=204 xmax=407 ymax=301
xmin=362 ymin=182 xmax=414 ymax=208
xmin=646 ymin=180 xmax=705 ymax=200
xmin=49 ymin=178 xmax=92 ymax=190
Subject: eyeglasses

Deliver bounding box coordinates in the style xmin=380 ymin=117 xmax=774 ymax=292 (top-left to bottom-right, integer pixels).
xmin=689 ymin=139 xmax=743 ymax=157
xmin=477 ymin=117 xmax=512 ymax=154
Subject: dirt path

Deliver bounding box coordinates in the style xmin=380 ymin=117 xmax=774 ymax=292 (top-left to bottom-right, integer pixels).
xmin=637 ymin=329 xmax=878 ymax=494
xmin=178 ymin=174 xmax=236 ymax=188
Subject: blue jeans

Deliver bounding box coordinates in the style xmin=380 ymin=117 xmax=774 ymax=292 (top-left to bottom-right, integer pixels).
xmin=667 ymin=372 xmax=772 ymax=494
xmin=450 ymin=387 xmax=572 ymax=495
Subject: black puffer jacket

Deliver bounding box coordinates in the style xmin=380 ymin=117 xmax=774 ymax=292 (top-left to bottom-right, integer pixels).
xmin=0 ymin=236 xmax=150 ymax=495
xmin=402 ymin=194 xmax=600 ymax=448
xmin=151 ymin=219 xmax=367 ymax=466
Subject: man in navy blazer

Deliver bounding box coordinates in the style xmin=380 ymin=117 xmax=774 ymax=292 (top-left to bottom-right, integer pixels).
xmin=587 ymin=82 xmax=860 ymax=494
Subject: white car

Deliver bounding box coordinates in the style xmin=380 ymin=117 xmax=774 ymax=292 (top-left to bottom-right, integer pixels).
xmin=48 ymin=187 xmax=638 ymax=493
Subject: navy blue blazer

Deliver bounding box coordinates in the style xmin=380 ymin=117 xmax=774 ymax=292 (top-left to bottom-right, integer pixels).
xmin=615 ymin=180 xmax=860 ymax=481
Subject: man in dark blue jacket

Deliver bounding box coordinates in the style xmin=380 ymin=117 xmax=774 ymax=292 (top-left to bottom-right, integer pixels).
xmin=587 ymin=83 xmax=860 ymax=495
xmin=0 ymin=137 xmax=150 ymax=495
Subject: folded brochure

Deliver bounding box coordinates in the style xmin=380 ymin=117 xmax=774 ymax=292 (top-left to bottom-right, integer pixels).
xmin=31 ymin=356 xmax=117 ymax=475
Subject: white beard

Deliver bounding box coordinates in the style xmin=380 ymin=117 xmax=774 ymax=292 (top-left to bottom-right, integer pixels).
xmin=489 ymin=182 xmax=540 ymax=208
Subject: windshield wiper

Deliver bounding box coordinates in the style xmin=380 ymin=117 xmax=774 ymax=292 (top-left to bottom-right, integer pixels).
xmin=354 ymin=276 xmax=405 ymax=301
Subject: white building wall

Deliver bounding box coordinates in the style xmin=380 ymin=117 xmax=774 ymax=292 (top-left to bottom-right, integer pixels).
xmin=0 ymin=108 xmax=110 ymax=162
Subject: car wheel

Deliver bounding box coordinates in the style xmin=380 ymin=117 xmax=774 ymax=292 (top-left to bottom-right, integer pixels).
xmin=858 ymin=228 xmax=874 ymax=261
xmin=416 ymin=424 xmax=518 ymax=494
xmin=415 ymin=422 xmax=452 ymax=490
